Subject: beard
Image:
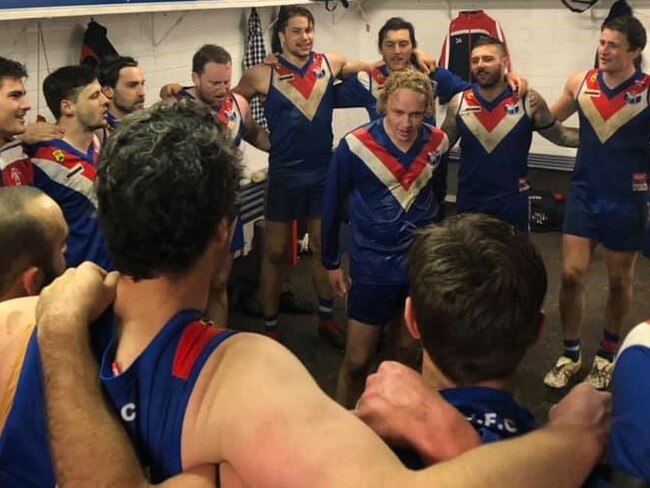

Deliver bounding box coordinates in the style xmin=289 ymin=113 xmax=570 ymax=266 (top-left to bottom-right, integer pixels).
xmin=113 ymin=96 xmax=142 ymax=116
xmin=474 ymin=69 xmax=502 ymax=88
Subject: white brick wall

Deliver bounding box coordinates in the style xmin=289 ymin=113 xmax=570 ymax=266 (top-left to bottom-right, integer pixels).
xmin=1 ymin=0 xmax=649 ymax=164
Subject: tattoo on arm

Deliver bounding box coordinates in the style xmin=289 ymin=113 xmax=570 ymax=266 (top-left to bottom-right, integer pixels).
xmin=440 ymin=97 xmax=461 ymax=148
xmin=530 ymin=90 xmax=579 ymax=147
xmin=539 ymin=122 xmax=579 ymax=148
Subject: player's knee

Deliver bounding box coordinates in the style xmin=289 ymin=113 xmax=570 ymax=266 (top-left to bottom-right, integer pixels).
xmin=608 ymin=273 xmax=634 ymax=293
xmin=343 ymin=350 xmax=373 ymax=378
xmin=561 ymin=265 xmax=587 ymax=289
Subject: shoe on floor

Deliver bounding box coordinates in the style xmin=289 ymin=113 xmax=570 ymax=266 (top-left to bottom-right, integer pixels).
xmin=543 ymin=355 xmax=582 ymax=389
xmin=318 ymin=319 xmax=346 ymax=351
xmin=584 ymin=355 xmax=614 ymax=390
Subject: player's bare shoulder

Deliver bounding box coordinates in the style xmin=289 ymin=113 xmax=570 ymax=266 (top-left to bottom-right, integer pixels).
xmin=0 ymin=296 xmax=38 ymax=423
xmin=324 ymin=51 xmax=347 ymax=77
xmin=0 ymin=296 xmax=38 ymax=339
xmin=566 ymin=71 xmax=589 ymax=97
xmin=239 ymin=64 xmax=272 ymax=98
xmin=180 ymin=331 xmax=307 ymax=466
xmin=231 ymin=92 xmax=250 ymax=111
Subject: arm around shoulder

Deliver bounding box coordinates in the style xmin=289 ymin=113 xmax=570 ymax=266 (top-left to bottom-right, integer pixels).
xmin=184 ymin=332 xmax=411 ymax=488
xmin=551 ymin=71 xmax=585 ymax=122
xmin=529 ymin=88 xmax=579 ymax=148
xmin=232 ymin=65 xmax=271 ymax=101
xmin=327 ymin=52 xmax=373 ymax=80
xmin=440 ymin=93 xmax=462 ymax=149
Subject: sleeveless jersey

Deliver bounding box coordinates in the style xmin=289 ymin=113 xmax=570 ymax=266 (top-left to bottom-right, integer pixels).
xmin=0 ymin=139 xmax=33 ymax=187
xmin=28 ymin=138 xmax=112 ymax=269
xmin=0 ymin=310 xmax=235 ymax=486
xmin=99 ymin=310 xmax=237 ymax=482
xmin=322 ymin=118 xmax=448 ymax=285
xmin=0 ymin=314 xmax=113 ymax=487
xmin=574 ymin=69 xmax=650 ymax=199
xmin=608 ymin=321 xmax=650 ymax=483
xmin=455 ymin=86 xmax=533 ymax=210
xmin=334 ymin=65 xmax=469 ymax=120
xmin=264 ymin=51 xmax=335 ymax=188
xmin=178 ymin=88 xmax=244 ymax=148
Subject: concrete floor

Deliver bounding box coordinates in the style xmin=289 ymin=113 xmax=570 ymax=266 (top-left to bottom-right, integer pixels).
xmin=228 ymin=229 xmax=650 ymax=422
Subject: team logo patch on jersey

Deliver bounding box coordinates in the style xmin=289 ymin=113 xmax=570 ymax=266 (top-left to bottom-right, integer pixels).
xmin=632 ymin=173 xmax=648 ymax=192
xmin=505 ymin=103 xmax=520 ymax=115
xmin=10 ymin=167 xmax=23 ymax=185
xmin=625 ymin=91 xmax=643 ymax=105
xmin=52 ymin=149 xmax=66 ymax=163
xmin=518 ymin=177 xmax=530 ymax=192
xmin=427 ymin=150 xmax=442 ymax=168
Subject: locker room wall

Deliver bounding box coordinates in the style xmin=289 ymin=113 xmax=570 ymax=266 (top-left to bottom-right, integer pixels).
xmin=1 ymin=0 xmax=648 ymax=171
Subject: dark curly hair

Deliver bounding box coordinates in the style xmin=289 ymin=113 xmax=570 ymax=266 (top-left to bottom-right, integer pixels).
xmin=97 ymin=101 xmax=241 ymax=280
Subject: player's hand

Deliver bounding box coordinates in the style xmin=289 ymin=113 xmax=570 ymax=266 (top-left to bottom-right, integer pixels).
xmin=548 ymin=382 xmax=611 ymax=458
xmin=18 ymin=121 xmax=64 ymax=144
xmin=354 ymin=361 xmax=479 ymax=463
xmin=412 ymin=49 xmax=437 ymax=75
xmin=327 ymin=268 xmax=348 ymax=297
xmin=505 ymin=73 xmax=528 ymax=97
xmin=264 ymin=52 xmax=281 ymax=66
xmin=160 ymin=83 xmax=183 ymax=103
xmin=36 ymin=262 xmax=119 ymax=331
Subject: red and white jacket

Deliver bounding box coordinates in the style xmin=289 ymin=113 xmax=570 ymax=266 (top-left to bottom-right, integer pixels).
xmin=439 ymin=10 xmax=512 ymax=83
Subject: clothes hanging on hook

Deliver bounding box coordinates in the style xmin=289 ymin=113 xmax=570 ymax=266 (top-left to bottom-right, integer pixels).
xmin=438 ymin=10 xmax=512 ymax=83
xmin=80 ymin=19 xmax=118 ymax=69
xmin=244 ymin=8 xmax=269 ymax=129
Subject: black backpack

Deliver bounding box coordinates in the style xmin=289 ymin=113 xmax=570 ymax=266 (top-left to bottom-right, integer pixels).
xmin=529 ymin=189 xmax=566 ymax=233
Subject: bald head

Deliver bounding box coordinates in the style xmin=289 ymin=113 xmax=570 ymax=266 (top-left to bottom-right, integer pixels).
xmin=0 ymin=187 xmax=68 ymax=301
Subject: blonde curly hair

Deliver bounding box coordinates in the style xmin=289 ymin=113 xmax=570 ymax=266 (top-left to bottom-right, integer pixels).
xmin=376 ymin=70 xmax=435 ymax=118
